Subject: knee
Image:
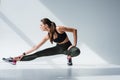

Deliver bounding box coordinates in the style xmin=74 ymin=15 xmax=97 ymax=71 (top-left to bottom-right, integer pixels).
xmin=67 ymin=46 xmax=81 ymax=57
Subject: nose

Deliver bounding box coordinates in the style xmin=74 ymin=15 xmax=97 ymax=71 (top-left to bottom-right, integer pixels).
xmin=40 ymin=24 xmax=42 ymax=28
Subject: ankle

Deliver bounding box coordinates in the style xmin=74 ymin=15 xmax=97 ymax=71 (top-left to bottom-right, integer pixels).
xmin=13 ymin=57 xmax=20 ymax=61
xmin=67 ymin=55 xmax=71 ymax=59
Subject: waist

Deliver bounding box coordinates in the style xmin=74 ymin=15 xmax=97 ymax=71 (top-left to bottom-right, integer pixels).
xmin=56 ymin=41 xmax=72 ymax=50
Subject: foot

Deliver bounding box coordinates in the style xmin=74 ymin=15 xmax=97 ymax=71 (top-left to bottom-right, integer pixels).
xmin=67 ymin=62 xmax=73 ymax=66
xmin=67 ymin=57 xmax=73 ymax=66
xmin=2 ymin=57 xmax=17 ymax=65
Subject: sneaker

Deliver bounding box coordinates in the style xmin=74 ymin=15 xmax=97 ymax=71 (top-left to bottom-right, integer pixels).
xmin=67 ymin=62 xmax=73 ymax=66
xmin=67 ymin=58 xmax=73 ymax=66
xmin=2 ymin=57 xmax=17 ymax=65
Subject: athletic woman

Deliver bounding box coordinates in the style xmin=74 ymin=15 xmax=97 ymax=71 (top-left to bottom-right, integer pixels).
xmin=3 ymin=18 xmax=78 ymax=66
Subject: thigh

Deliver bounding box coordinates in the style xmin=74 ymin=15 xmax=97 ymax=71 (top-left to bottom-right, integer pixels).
xmin=35 ymin=46 xmax=63 ymax=57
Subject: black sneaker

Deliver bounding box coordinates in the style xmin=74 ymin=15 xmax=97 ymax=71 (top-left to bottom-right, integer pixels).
xmin=2 ymin=57 xmax=16 ymax=65
xmin=67 ymin=58 xmax=73 ymax=66
xmin=67 ymin=62 xmax=73 ymax=66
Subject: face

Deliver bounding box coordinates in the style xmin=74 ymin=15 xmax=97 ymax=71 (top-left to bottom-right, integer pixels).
xmin=40 ymin=22 xmax=50 ymax=31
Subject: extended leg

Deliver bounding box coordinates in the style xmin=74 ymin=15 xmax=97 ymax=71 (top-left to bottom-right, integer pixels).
xmin=21 ymin=46 xmax=62 ymax=61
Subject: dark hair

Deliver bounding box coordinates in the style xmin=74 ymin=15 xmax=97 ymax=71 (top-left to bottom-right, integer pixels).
xmin=41 ymin=18 xmax=56 ymax=44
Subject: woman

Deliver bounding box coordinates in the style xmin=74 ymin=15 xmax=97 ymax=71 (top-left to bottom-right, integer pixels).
xmin=3 ymin=18 xmax=78 ymax=66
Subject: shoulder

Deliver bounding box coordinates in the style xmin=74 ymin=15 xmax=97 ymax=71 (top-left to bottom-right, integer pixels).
xmin=56 ymin=26 xmax=65 ymax=33
xmin=56 ymin=26 xmax=77 ymax=32
xmin=44 ymin=34 xmax=49 ymax=40
xmin=56 ymin=26 xmax=64 ymax=30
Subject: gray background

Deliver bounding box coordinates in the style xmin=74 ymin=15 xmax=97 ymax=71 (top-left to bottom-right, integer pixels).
xmin=0 ymin=0 xmax=120 ymax=65
xmin=40 ymin=0 xmax=120 ymax=64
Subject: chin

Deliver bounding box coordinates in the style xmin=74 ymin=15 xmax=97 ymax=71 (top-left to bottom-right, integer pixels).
xmin=40 ymin=29 xmax=45 ymax=31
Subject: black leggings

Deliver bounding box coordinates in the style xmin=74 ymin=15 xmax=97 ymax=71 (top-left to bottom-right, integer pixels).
xmin=20 ymin=41 xmax=72 ymax=61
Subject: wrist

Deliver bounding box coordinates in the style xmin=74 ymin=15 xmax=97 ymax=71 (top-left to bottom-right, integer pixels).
xmin=23 ymin=52 xmax=26 ymax=56
xmin=73 ymin=44 xmax=76 ymax=47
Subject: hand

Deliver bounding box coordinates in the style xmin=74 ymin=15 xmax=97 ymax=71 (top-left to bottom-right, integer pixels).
xmin=68 ymin=45 xmax=75 ymax=50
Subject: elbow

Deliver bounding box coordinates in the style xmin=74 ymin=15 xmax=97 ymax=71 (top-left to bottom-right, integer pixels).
xmin=74 ymin=28 xmax=77 ymax=33
xmin=75 ymin=29 xmax=77 ymax=32
xmin=33 ymin=46 xmax=38 ymax=50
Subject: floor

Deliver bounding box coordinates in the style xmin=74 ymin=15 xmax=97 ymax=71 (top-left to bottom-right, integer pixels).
xmin=0 ymin=60 xmax=120 ymax=80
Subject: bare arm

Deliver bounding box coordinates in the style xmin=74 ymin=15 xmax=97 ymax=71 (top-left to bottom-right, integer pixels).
xmin=58 ymin=26 xmax=77 ymax=46
xmin=24 ymin=34 xmax=49 ymax=55
xmin=13 ymin=34 xmax=49 ymax=60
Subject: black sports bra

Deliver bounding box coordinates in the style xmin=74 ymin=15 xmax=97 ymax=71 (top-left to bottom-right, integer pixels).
xmin=53 ymin=30 xmax=67 ymax=43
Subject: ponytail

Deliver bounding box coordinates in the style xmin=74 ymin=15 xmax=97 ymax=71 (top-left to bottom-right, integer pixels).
xmin=49 ymin=22 xmax=56 ymax=44
xmin=41 ymin=18 xmax=56 ymax=44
